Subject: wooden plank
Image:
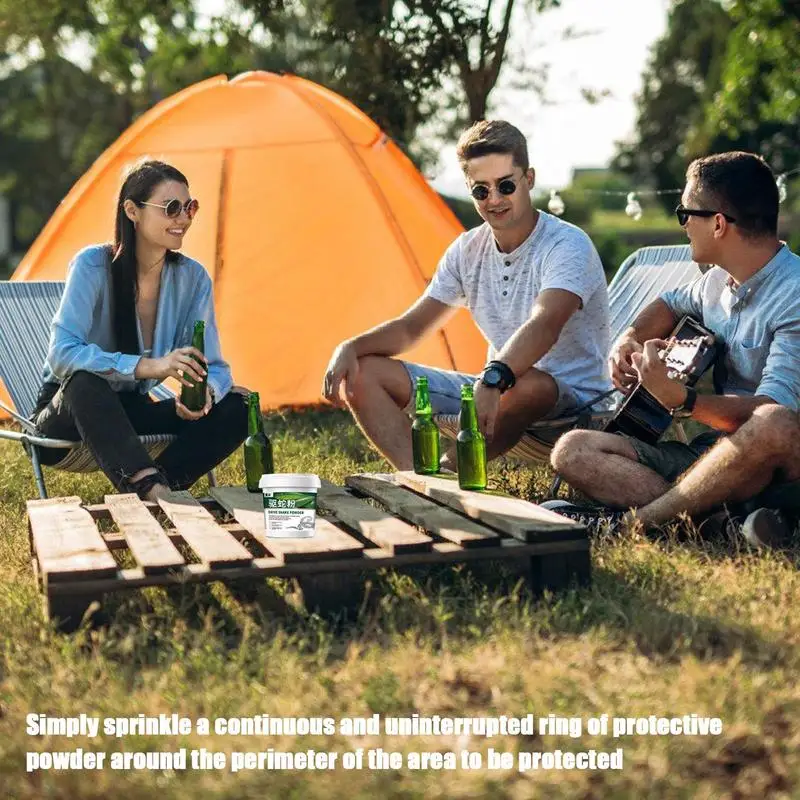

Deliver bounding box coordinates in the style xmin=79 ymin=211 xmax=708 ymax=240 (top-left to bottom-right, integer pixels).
xmin=393 ymin=471 xmax=586 ymax=543
xmin=104 ymin=494 xmax=186 ymax=574
xmin=100 ymin=523 xmax=263 ymax=554
xmin=210 ymin=487 xmax=364 ymax=564
xmin=85 ymin=496 xmax=221 ymax=519
xmin=318 ymin=480 xmax=432 ymax=554
xmin=346 ymin=474 xmax=500 ymax=548
xmin=46 ymin=538 xmax=589 ymax=595
xmin=157 ymin=491 xmax=252 ymax=568
xmin=27 ymin=497 xmax=118 ymax=583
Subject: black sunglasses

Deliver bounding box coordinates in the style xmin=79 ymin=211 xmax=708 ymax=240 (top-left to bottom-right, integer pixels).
xmin=140 ymin=198 xmax=200 ymax=219
xmin=470 ymin=176 xmax=524 ymax=202
xmin=675 ymin=204 xmax=736 ymax=226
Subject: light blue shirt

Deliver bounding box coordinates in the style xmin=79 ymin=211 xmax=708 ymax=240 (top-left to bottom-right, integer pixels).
xmin=43 ymin=244 xmax=233 ymax=400
xmin=660 ymin=244 xmax=800 ymax=410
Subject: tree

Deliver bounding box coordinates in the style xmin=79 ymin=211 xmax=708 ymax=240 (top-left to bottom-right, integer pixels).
xmin=413 ymin=0 xmax=561 ymax=124
xmin=615 ymin=0 xmax=800 ymax=209
xmin=242 ymin=0 xmax=562 ymax=167
xmin=694 ymin=0 xmax=800 ymax=175
xmin=0 ymin=0 xmax=292 ymax=250
xmin=612 ymin=0 xmax=733 ymax=211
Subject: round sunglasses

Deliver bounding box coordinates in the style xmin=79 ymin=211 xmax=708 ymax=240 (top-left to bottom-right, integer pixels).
xmin=140 ymin=197 xmax=200 ymax=219
xmin=675 ymin=204 xmax=736 ymax=226
xmin=469 ymin=175 xmax=524 ymax=202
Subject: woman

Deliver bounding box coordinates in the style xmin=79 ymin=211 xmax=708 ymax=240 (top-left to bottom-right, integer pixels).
xmin=32 ymin=159 xmax=248 ymax=501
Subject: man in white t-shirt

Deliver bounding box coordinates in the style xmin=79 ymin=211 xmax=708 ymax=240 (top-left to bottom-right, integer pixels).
xmin=322 ymin=120 xmax=612 ymax=470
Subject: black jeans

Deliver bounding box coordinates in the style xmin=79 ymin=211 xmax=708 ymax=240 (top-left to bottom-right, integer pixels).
xmin=33 ymin=371 xmax=249 ymax=493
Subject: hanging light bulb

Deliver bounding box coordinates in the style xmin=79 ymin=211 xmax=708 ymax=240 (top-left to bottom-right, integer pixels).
xmin=548 ymin=189 xmax=565 ymax=216
xmin=625 ymin=191 xmax=642 ymax=221
xmin=777 ymin=174 xmax=788 ymax=204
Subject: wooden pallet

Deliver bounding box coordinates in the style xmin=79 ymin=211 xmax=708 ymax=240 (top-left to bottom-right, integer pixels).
xmin=26 ymin=473 xmax=589 ymax=631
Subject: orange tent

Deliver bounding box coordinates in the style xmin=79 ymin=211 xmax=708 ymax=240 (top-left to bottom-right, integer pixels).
xmin=8 ymin=71 xmax=484 ymax=410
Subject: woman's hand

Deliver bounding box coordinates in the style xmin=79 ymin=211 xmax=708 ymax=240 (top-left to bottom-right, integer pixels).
xmin=175 ymin=387 xmax=213 ymax=420
xmin=138 ymin=347 xmax=207 ymax=386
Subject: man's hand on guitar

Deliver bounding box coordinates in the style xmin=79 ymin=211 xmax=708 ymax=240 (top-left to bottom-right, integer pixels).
xmin=630 ymin=339 xmax=687 ymax=410
xmin=609 ymin=335 xmax=643 ymax=393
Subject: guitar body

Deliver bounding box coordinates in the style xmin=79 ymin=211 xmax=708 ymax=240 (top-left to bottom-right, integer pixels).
xmin=606 ymin=316 xmax=719 ymax=445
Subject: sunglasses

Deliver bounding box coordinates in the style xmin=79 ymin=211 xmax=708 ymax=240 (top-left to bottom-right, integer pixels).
xmin=469 ymin=176 xmax=524 ymax=202
xmin=675 ymin=204 xmax=736 ymax=226
xmin=140 ymin=198 xmax=200 ymax=219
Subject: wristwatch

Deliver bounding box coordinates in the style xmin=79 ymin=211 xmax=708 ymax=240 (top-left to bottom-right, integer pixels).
xmin=480 ymin=360 xmax=517 ymax=394
xmin=671 ymin=386 xmax=697 ymax=418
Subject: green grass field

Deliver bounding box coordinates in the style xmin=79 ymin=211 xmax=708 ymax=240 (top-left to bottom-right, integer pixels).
xmin=1 ymin=408 xmax=799 ymax=798
xmin=590 ymin=209 xmax=679 ymax=234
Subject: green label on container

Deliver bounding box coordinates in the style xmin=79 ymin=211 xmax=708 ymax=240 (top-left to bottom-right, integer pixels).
xmin=264 ymin=491 xmax=316 ymax=510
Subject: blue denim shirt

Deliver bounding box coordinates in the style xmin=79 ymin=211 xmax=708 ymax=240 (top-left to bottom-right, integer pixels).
xmin=43 ymin=245 xmax=233 ymax=400
xmin=661 ymin=244 xmax=800 ymax=410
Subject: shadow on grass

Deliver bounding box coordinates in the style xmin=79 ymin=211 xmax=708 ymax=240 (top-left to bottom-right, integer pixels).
xmin=73 ymin=541 xmax=795 ymax=678
xmin=4 ymin=410 xmax=797 ymax=687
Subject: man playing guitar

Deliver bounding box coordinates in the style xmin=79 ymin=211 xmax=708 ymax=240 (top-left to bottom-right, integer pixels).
xmin=550 ymin=151 xmax=800 ymax=547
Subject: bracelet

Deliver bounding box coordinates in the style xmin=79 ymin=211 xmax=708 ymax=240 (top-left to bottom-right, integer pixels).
xmin=671 ymin=386 xmax=697 ymax=418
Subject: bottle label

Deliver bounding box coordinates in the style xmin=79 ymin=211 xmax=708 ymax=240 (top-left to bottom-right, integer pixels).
xmin=261 ymin=491 xmax=317 ymax=537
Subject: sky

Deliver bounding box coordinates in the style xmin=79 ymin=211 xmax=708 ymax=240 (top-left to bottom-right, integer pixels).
xmin=428 ymin=0 xmax=670 ymax=197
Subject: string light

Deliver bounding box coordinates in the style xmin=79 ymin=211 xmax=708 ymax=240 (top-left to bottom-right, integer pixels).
xmin=540 ymin=167 xmax=798 ymax=219
xmin=624 ymin=191 xmax=642 ymax=221
xmin=547 ymin=189 xmax=565 ymax=216
xmin=777 ymin=174 xmax=787 ymax=204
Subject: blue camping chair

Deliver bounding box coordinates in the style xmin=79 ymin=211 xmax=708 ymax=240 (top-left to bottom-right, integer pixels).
xmin=0 ymin=280 xmax=215 ymax=498
xmin=434 ymin=243 xmax=707 ymax=462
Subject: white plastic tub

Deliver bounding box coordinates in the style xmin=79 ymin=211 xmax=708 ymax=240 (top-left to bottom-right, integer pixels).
xmin=258 ymin=473 xmax=321 ymax=538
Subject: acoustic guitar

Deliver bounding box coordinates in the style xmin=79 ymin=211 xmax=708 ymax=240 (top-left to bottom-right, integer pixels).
xmin=605 ymin=315 xmax=719 ymax=445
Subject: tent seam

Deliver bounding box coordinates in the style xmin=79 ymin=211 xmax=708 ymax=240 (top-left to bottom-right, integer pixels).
xmin=283 ymin=76 xmax=458 ymax=369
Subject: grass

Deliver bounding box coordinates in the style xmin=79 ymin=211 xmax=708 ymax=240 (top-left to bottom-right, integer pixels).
xmin=590 ymin=209 xmax=679 ymax=234
xmin=1 ymin=408 xmax=800 ymax=798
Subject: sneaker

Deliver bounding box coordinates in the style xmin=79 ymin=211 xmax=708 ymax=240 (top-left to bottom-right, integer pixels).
xmin=740 ymin=507 xmax=794 ymax=550
xmin=540 ymin=499 xmax=624 ymax=530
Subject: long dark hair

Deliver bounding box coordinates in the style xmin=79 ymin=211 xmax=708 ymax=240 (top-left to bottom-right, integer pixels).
xmin=111 ymin=159 xmax=189 ymax=354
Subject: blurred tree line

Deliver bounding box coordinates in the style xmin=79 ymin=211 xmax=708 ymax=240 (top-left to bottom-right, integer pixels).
xmin=0 ymin=0 xmax=558 ymax=269
xmin=0 ymin=0 xmax=798 ymax=276
xmin=614 ymin=0 xmax=799 ymax=219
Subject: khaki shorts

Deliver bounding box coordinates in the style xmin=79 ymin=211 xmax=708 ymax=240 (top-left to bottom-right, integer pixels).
xmin=627 ymin=431 xmax=724 ymax=484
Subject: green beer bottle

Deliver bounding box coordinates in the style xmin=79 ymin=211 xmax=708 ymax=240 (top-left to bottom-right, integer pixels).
xmin=411 ymin=376 xmax=440 ymax=475
xmin=456 ymin=384 xmax=487 ymax=490
xmin=180 ymin=320 xmax=207 ymax=412
xmin=244 ymin=391 xmax=274 ymax=492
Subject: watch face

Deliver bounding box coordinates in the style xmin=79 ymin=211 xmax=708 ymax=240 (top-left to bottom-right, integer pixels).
xmin=483 ymin=367 xmax=502 ymax=387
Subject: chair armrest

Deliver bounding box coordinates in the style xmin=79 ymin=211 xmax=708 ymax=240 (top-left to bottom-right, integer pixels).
xmin=0 ymin=428 xmax=76 ymax=448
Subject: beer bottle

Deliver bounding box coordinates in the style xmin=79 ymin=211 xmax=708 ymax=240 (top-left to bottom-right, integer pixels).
xmin=244 ymin=391 xmax=274 ymax=492
xmin=180 ymin=320 xmax=208 ymax=412
xmin=456 ymin=384 xmax=487 ymax=490
xmin=411 ymin=376 xmax=440 ymax=475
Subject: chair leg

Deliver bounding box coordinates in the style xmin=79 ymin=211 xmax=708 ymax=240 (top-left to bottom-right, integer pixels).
xmin=30 ymin=446 xmax=48 ymax=499
xmin=207 ymin=469 xmax=217 ymax=488
xmin=547 ymin=473 xmax=563 ymax=499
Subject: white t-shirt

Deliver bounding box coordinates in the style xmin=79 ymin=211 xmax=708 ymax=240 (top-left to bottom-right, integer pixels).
xmin=424 ymin=211 xmax=611 ymax=403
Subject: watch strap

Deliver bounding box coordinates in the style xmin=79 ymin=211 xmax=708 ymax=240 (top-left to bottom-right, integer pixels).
xmin=481 ymin=360 xmax=517 ymax=393
xmin=673 ymin=386 xmax=697 ymax=417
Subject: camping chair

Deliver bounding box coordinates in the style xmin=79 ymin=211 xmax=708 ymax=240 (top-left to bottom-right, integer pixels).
xmin=434 ymin=243 xmax=706 ymax=471
xmin=0 ymin=280 xmax=215 ymax=499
